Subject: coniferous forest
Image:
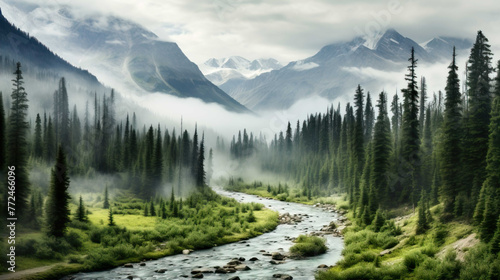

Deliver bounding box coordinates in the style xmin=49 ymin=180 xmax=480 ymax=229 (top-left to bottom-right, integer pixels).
xmin=225 ymin=31 xmax=500 ymax=279
xmin=0 ymin=5 xmax=500 ymax=279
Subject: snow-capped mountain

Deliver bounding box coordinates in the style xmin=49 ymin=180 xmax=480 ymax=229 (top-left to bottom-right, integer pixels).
xmin=224 ymin=29 xmax=472 ymax=111
xmin=200 ymin=56 xmax=283 ymax=86
xmin=0 ymin=2 xmax=250 ymax=113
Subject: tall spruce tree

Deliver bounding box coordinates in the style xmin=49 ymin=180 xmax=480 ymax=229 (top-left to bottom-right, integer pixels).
xmin=462 ymin=31 xmax=493 ymax=205
xmin=477 ymin=97 xmax=500 ymax=240
xmin=196 ymin=134 xmax=206 ymax=187
xmin=371 ymin=92 xmax=392 ymax=206
xmin=75 ymin=195 xmax=88 ymax=222
xmin=364 ymin=92 xmax=375 ymax=144
xmin=33 ymin=113 xmax=43 ymax=158
xmin=441 ymin=47 xmax=463 ymax=214
xmin=6 ymin=62 xmax=30 ymax=220
xmin=45 ymin=146 xmax=71 ymax=237
xmin=401 ymin=47 xmax=420 ymax=204
xmin=103 ymin=186 xmax=110 ymax=209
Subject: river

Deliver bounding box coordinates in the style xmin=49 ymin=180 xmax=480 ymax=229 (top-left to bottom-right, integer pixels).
xmin=66 ymin=190 xmax=344 ymax=280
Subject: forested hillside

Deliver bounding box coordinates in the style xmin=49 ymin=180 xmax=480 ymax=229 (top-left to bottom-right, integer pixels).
xmin=226 ymin=30 xmax=500 ymax=279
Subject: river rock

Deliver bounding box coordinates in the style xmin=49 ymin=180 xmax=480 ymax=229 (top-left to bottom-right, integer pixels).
xmin=235 ymin=264 xmax=251 ymax=271
xmin=249 ymin=257 xmax=259 ymax=261
xmin=191 ymin=267 xmax=215 ymax=274
xmin=139 ymin=262 xmax=146 ymax=266
xmin=192 ymin=273 xmax=204 ymax=278
xmin=182 ymin=249 xmax=190 ymax=255
xmin=239 ymin=257 xmax=246 ymax=261
xmin=272 ymin=252 xmax=285 ymax=260
xmin=155 ymin=269 xmax=168 ymax=273
xmin=270 ymin=260 xmax=285 ymax=265
xmin=215 ymin=267 xmax=227 ymax=274
xmin=273 ymin=274 xmax=293 ymax=279
xmin=123 ymin=263 xmax=133 ymax=268
xmin=317 ymin=264 xmax=329 ymax=268
xmin=228 ymin=277 xmax=240 ymax=280
xmin=227 ymin=260 xmax=242 ymax=266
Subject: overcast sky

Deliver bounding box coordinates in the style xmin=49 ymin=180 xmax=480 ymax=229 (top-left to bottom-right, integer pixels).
xmin=4 ymin=0 xmax=500 ymax=65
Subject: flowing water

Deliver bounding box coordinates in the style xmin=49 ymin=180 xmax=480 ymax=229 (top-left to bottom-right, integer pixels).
xmin=66 ymin=190 xmax=344 ymax=280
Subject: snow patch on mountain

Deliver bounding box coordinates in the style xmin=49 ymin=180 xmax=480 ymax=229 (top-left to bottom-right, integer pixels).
xmin=201 ymin=56 xmax=283 ymax=86
xmin=292 ymin=61 xmax=319 ymax=71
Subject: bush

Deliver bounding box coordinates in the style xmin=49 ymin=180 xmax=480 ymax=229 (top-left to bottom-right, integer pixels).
xmin=403 ymin=251 xmax=424 ymax=271
xmin=65 ymin=231 xmax=83 ymax=249
xmin=433 ymin=225 xmax=448 ymax=246
xmin=69 ymin=220 xmax=91 ymax=230
xmin=83 ymin=248 xmax=115 ymax=270
xmin=67 ymin=254 xmax=84 ymax=264
xmin=34 ymin=243 xmax=62 ymax=260
xmin=89 ymin=228 xmax=102 ymax=243
xmin=290 ymin=235 xmax=327 ymax=257
xmin=111 ymin=243 xmax=137 ymax=259
xmin=17 ymin=238 xmax=38 ymax=256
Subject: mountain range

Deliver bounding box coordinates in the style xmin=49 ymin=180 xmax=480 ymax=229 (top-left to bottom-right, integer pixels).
xmin=219 ymin=29 xmax=473 ymax=110
xmin=200 ymin=56 xmax=283 ymax=86
xmin=0 ymin=3 xmax=250 ymax=113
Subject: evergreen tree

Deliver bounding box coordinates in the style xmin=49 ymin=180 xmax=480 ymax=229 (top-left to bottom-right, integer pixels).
xmin=419 ymin=77 xmax=427 ymax=131
xmin=207 ymin=148 xmax=213 ymax=183
xmin=353 ymin=84 xmax=365 ymax=172
xmin=364 ymin=92 xmax=375 ymax=143
xmin=372 ymin=208 xmax=386 ymax=232
xmin=143 ymin=203 xmax=149 ymax=216
xmin=416 ymin=190 xmax=429 ymax=234
xmin=462 ymin=31 xmax=493 ymax=204
xmin=149 ymin=200 xmax=156 ymax=216
xmin=108 ymin=208 xmax=115 ymax=226
xmin=103 ymin=186 xmax=110 ymax=209
xmin=196 ymin=134 xmax=206 ymax=187
xmin=45 ymin=146 xmax=71 ymax=237
xmin=44 ymin=116 xmax=56 ymax=161
xmin=401 ymin=47 xmax=420 ymax=204
xmin=191 ymin=126 xmax=199 ymax=176
xmin=6 ymin=62 xmax=30 ymax=220
xmin=153 ymin=125 xmax=163 ymax=184
xmin=480 ymin=195 xmax=497 ymax=242
xmin=491 ymin=216 xmax=500 ymax=255
xmin=75 ymin=195 xmax=88 ymax=222
xmin=371 ymin=92 xmax=392 ymax=206
xmin=441 ymin=48 xmax=463 ymax=214
xmin=33 ymin=113 xmax=43 ymax=158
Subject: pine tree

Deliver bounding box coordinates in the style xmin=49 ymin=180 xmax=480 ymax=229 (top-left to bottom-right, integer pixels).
xmin=419 ymin=77 xmax=427 ymax=131
xmin=45 ymin=146 xmax=71 ymax=237
xmin=191 ymin=126 xmax=199 ymax=176
xmin=103 ymin=186 xmax=110 ymax=209
xmin=491 ymin=216 xmax=500 ymax=255
xmin=44 ymin=116 xmax=56 ymax=161
xmin=6 ymin=62 xmax=30 ymax=220
xmin=480 ymin=195 xmax=497 ymax=242
xmin=143 ymin=203 xmax=149 ymax=216
xmin=75 ymin=195 xmax=88 ymax=222
xmin=207 ymin=148 xmax=213 ymax=183
xmin=108 ymin=208 xmax=115 ymax=226
xmin=153 ymin=125 xmax=163 ymax=184
xmin=33 ymin=113 xmax=43 ymax=158
xmin=371 ymin=92 xmax=392 ymax=206
xmin=441 ymin=47 xmax=463 ymax=214
xmin=372 ymin=208 xmax=386 ymax=232
xmin=364 ymin=92 xmax=375 ymax=143
xmin=401 ymin=47 xmax=420 ymax=205
xmin=462 ymin=31 xmax=493 ymax=205
xmin=149 ymin=200 xmax=156 ymax=216
xmin=196 ymin=134 xmax=206 ymax=187
xmin=416 ymin=190 xmax=429 ymax=234
xmin=353 ymin=85 xmax=365 ymax=172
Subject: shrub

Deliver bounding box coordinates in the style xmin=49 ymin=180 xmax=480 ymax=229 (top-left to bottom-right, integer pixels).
xmin=433 ymin=225 xmax=448 ymax=246
xmin=83 ymin=248 xmax=115 ymax=270
xmin=17 ymin=238 xmax=38 ymax=256
xmin=403 ymin=251 xmax=424 ymax=271
xmin=290 ymin=235 xmax=327 ymax=257
xmin=111 ymin=243 xmax=137 ymax=259
xmin=89 ymin=227 xmax=102 ymax=243
xmin=65 ymin=231 xmax=83 ymax=249
xmin=67 ymin=254 xmax=84 ymax=264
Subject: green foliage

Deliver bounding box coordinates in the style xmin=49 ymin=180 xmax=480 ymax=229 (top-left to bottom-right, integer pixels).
xmin=45 ymin=146 xmax=71 ymax=237
xmin=289 ymin=235 xmax=327 ymax=257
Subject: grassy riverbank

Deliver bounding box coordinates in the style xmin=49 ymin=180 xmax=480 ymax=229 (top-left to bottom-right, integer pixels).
xmin=0 ymin=189 xmax=279 ymax=280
